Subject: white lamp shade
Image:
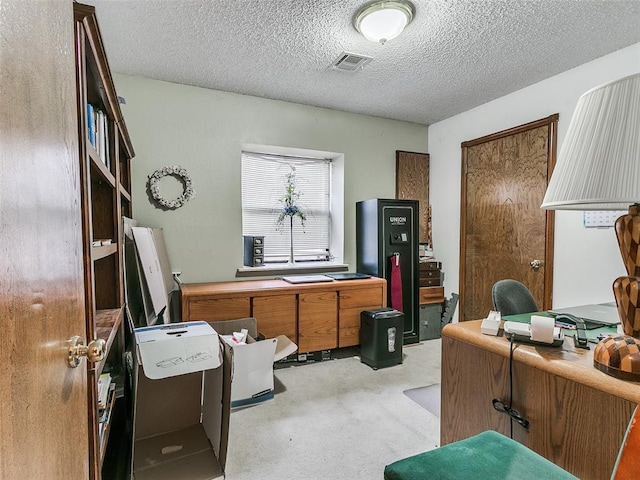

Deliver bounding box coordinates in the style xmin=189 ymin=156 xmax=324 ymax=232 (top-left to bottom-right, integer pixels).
xmin=541 ymin=73 xmax=640 ymax=211
xmin=354 ymin=1 xmax=414 ymax=44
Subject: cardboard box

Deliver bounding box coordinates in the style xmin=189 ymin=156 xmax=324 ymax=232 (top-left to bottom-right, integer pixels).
xmin=211 ymin=318 xmax=297 ymax=409
xmin=132 ymin=321 xmax=231 ymax=480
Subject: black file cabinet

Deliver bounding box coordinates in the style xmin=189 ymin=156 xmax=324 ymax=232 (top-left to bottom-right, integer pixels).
xmin=360 ymin=308 xmax=404 ymax=369
xmin=243 ymin=236 xmax=264 ymax=267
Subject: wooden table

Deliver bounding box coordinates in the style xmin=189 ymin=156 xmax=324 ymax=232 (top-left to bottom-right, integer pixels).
xmin=441 ymin=320 xmax=640 ymax=480
xmin=181 ymin=277 xmax=386 ymax=353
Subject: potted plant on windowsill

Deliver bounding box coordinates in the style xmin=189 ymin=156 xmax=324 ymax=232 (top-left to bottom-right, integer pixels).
xmin=277 ymin=169 xmax=306 ymax=264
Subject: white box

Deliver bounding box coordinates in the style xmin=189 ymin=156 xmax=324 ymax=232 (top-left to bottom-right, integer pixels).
xmin=222 ymin=335 xmax=277 ymax=408
xmin=136 ymin=321 xmax=222 ymax=379
xmin=132 ymin=321 xmax=230 ymax=480
xmin=213 ymin=318 xmax=298 ymax=409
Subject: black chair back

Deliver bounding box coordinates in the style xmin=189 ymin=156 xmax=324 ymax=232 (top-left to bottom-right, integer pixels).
xmin=491 ymin=279 xmax=538 ymax=316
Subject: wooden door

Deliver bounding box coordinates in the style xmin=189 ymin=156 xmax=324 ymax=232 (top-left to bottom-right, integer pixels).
xmin=459 ymin=115 xmax=557 ymax=321
xmin=298 ymin=291 xmax=338 ymax=352
xmin=0 ymin=1 xmax=90 ymax=478
xmin=252 ymin=294 xmax=297 ymax=341
xmin=396 ymin=151 xmax=431 ymax=245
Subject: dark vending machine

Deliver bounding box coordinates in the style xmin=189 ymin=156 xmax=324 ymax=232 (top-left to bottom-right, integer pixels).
xmin=356 ymin=199 xmax=419 ymax=344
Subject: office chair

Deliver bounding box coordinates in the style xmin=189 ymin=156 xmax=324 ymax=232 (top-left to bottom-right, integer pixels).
xmin=491 ymin=279 xmax=538 ymax=316
xmin=384 ymin=405 xmax=639 ymax=480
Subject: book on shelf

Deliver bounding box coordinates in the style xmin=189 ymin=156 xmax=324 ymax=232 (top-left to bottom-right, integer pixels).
xmin=86 ymin=105 xmax=111 ymax=171
xmin=98 ymin=382 xmax=116 ymax=443
xmin=97 ymin=373 xmax=112 ymax=410
xmin=86 ymin=103 xmax=95 ymax=147
xmin=92 ymin=239 xmax=113 ymax=247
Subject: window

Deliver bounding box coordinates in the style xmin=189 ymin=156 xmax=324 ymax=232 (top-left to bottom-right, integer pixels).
xmin=242 ymin=151 xmax=332 ymax=263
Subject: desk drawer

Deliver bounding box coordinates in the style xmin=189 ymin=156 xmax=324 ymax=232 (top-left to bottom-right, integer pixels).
xmin=419 ymin=277 xmax=442 ymax=287
xmin=419 ymin=269 xmax=440 ymax=279
xmin=339 ymin=287 xmax=382 ymax=309
xmin=188 ymin=297 xmax=250 ymax=321
xmin=419 ymin=286 xmax=444 ymax=305
xmin=419 ymin=260 xmax=442 ymax=271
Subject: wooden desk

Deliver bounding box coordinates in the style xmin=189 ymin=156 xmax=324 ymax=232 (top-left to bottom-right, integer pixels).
xmin=441 ymin=320 xmax=640 ymax=480
xmin=181 ymin=277 xmax=386 ymax=353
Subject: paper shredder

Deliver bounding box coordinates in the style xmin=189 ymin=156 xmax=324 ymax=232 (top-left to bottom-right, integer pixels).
xmin=360 ymin=308 xmax=404 ymax=369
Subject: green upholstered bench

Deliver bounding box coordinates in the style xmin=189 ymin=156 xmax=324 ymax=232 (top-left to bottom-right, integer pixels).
xmin=384 ymin=430 xmax=578 ymax=480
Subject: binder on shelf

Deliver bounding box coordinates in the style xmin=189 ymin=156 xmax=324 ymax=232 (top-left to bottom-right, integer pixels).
xmin=86 ymin=103 xmax=95 ymax=147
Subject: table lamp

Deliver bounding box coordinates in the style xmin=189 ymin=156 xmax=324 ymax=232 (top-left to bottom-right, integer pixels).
xmin=541 ymin=73 xmax=640 ymax=381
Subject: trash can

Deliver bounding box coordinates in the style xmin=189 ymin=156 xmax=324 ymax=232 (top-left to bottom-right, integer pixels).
xmin=360 ymin=308 xmax=404 ymax=369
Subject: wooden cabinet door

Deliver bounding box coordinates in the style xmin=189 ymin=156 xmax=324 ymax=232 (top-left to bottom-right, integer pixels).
xmin=1 ymin=1 xmax=90 ymax=478
xmin=253 ymin=294 xmax=296 ymax=340
xmin=338 ymin=287 xmax=384 ymax=347
xmin=187 ymin=297 xmax=250 ymax=322
xmin=298 ymin=291 xmax=338 ymax=352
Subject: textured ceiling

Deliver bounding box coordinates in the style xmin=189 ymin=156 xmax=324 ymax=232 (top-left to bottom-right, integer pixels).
xmin=85 ymin=0 xmax=640 ymax=125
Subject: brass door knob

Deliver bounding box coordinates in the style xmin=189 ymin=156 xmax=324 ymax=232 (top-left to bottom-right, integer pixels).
xmin=68 ymin=336 xmax=106 ymax=368
xmin=530 ymin=259 xmax=542 ymax=270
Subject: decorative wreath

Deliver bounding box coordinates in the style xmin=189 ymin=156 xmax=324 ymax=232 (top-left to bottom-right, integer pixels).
xmin=148 ymin=165 xmax=195 ymax=209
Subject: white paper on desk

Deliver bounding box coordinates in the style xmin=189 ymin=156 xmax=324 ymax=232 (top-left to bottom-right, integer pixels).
xmin=530 ymin=315 xmax=554 ymax=344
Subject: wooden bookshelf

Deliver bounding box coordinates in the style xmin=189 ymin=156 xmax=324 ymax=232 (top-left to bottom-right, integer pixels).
xmin=74 ymin=3 xmax=134 ymax=479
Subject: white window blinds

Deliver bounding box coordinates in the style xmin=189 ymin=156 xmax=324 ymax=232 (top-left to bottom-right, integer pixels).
xmin=241 ymin=152 xmax=331 ymax=263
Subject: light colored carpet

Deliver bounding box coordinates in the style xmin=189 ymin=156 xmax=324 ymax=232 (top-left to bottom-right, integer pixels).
xmin=224 ymin=339 xmax=442 ymax=480
xmin=403 ymin=384 xmax=441 ymax=418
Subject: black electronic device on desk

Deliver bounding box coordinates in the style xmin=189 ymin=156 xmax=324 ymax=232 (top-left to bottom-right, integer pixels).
xmin=554 ymin=313 xmax=590 ymax=349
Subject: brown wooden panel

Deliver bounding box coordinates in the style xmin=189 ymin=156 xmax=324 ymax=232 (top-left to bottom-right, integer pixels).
xmin=298 ymin=291 xmax=338 ymax=352
xmin=339 ymin=286 xmax=383 ymax=309
xmin=441 ymin=322 xmax=637 ymax=480
xmin=441 ymin=335 xmax=512 ymax=443
xmin=338 ymin=305 xmax=381 ymax=347
xmin=188 ymin=297 xmax=250 ymax=322
xmin=419 ymin=286 xmax=445 ymax=304
xmin=94 ymin=253 xmax=118 ymax=310
xmin=514 ymin=363 xmax=634 ymax=480
xmin=396 ymin=150 xmax=430 ymax=244
xmin=180 ymin=277 xmax=386 ymax=298
xmin=252 ymin=294 xmax=296 ymax=341
xmin=460 ymin=115 xmax=557 ymax=321
xmin=0 ymin=1 xmax=90 ymax=478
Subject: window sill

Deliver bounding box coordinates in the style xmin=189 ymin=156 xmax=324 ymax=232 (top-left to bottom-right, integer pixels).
xmin=236 ymin=262 xmax=349 ymax=278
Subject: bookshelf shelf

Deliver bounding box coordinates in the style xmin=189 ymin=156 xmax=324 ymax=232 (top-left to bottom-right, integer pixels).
xmin=98 ymin=386 xmax=117 ymax=466
xmin=120 ymin=188 xmax=131 ymax=203
xmin=94 ymin=308 xmax=124 ymax=377
xmin=89 ymin=149 xmax=116 ymax=187
xmin=92 ymin=244 xmax=117 ymax=261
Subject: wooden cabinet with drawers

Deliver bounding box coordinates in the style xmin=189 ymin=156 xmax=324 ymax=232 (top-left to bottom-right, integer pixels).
xmin=419 ymin=259 xmax=443 ymax=287
xmin=181 ymin=277 xmax=386 ymax=352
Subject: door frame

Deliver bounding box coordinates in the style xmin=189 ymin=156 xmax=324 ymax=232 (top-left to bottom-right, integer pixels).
xmin=459 ymin=114 xmax=558 ymax=320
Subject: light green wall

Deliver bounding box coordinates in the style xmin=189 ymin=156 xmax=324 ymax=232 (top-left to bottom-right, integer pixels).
xmin=114 ymin=74 xmax=428 ymax=282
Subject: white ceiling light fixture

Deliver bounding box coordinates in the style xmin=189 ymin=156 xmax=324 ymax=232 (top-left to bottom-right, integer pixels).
xmin=354 ymin=0 xmax=415 ymax=44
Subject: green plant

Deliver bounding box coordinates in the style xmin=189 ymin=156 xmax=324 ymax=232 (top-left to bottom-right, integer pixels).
xmin=277 ymin=170 xmax=306 ymax=227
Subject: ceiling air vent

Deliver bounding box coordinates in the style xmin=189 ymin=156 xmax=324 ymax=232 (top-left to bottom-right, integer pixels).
xmin=331 ymin=52 xmax=372 ymax=72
